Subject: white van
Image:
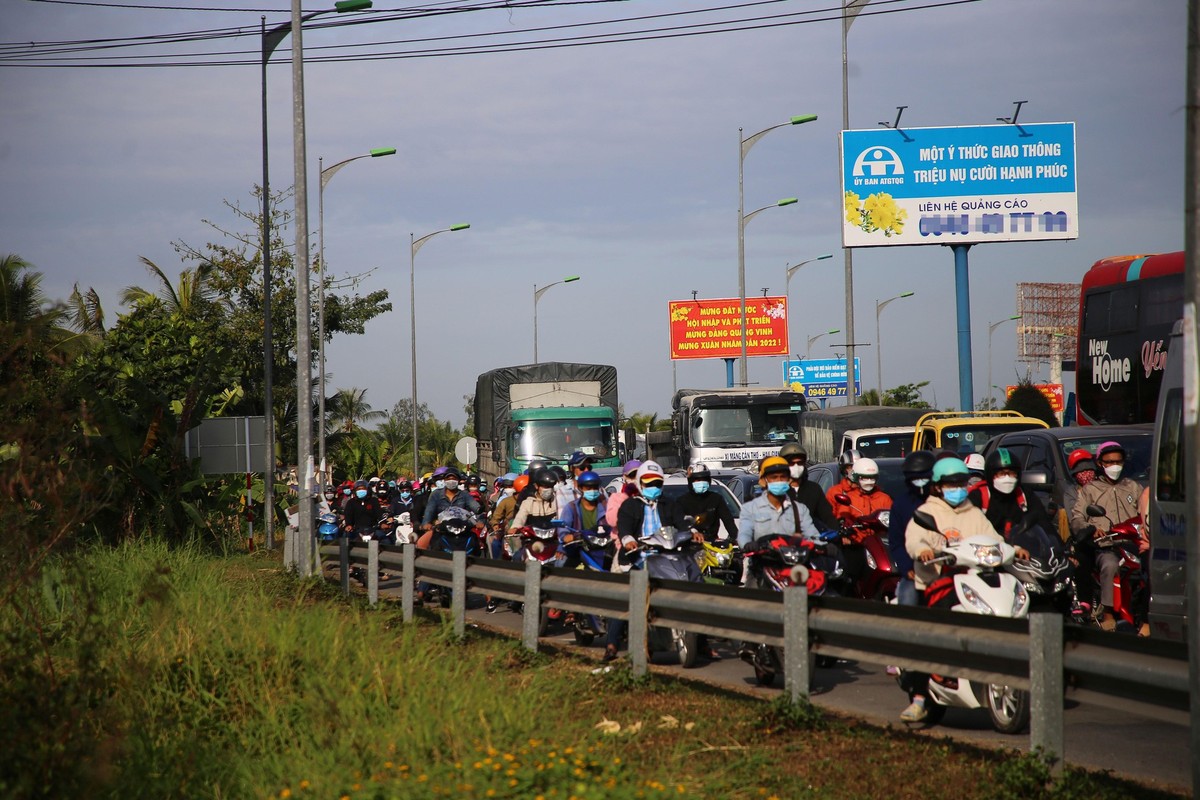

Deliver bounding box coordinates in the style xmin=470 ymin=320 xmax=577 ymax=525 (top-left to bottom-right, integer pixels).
xmin=1148 ymin=319 xmax=1189 ymax=641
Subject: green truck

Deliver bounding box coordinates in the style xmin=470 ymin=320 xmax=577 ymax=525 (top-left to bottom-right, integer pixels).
xmin=474 ymin=363 xmax=620 ymax=486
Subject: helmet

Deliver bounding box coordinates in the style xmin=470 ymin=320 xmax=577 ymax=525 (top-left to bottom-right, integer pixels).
xmin=373 ymin=481 xmax=389 ymax=495
xmin=902 ymin=450 xmax=936 ymax=477
xmin=779 ymin=442 xmax=807 ymax=462
xmin=984 ymin=447 xmax=1018 ymax=476
xmin=759 ymin=456 xmax=790 ymax=478
xmin=567 ymin=451 xmax=592 ymax=469
xmin=354 ymin=479 xmax=368 ymax=489
xmin=533 ymin=468 xmax=557 ymax=488
xmin=636 ymin=460 xmax=666 ymax=484
xmin=1067 ymin=448 xmax=1094 ymax=473
xmin=851 ymin=457 xmax=879 ymax=478
xmin=549 ymin=465 xmax=568 ymax=484
xmin=964 ymin=453 xmax=986 ymax=474
xmin=838 ymin=449 xmax=861 ymax=471
xmin=466 ymin=474 xmax=481 ymax=487
xmin=432 ymin=466 xmax=449 ymax=477
xmin=689 ymin=462 xmax=712 ymax=481
xmin=622 ymin=459 xmax=642 ymax=477
xmin=441 ymin=466 xmax=462 ymax=480
xmin=1096 ymin=440 xmax=1126 ymax=460
xmin=368 ymin=476 xmax=380 ymax=484
xmin=576 ymin=470 xmax=601 ymax=488
xmin=513 ymin=474 xmax=530 ymax=494
xmin=526 ymin=459 xmax=548 ymax=476
xmin=501 ymin=472 xmax=518 ymax=483
xmin=932 ymin=458 xmax=969 ymax=483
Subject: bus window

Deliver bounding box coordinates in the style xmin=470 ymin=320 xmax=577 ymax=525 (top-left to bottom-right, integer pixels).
xmin=1156 ymin=389 xmax=1186 ymax=502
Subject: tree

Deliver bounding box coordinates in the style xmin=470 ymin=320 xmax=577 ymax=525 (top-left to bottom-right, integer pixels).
xmin=1004 ymin=382 xmax=1059 ymax=427
xmin=121 ymin=256 xmax=221 ymax=318
xmin=462 ymin=393 xmax=475 ymax=438
xmin=881 ymin=382 xmax=933 ymax=409
xmin=327 ymin=387 xmax=386 ymax=434
xmin=624 ymin=411 xmax=671 ymax=433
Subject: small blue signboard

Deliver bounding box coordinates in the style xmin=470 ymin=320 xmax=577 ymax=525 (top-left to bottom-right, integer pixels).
xmin=783 ymin=358 xmax=862 ymax=399
xmin=840 ymin=122 xmax=1077 ymax=247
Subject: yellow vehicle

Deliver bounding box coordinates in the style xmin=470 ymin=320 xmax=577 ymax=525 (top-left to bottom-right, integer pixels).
xmin=911 ymin=410 xmax=1049 ymax=455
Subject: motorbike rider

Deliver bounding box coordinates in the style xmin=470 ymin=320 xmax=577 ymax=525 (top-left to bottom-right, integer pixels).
xmin=420 ymin=466 xmax=481 ymax=536
xmin=605 ymin=459 xmax=642 ymax=530
xmin=888 ymin=450 xmax=935 ymax=608
xmin=388 ymin=479 xmax=416 ymax=518
xmin=674 ymin=462 xmax=737 ymax=542
xmin=1069 ymin=441 xmax=1143 ymax=631
xmin=901 ymin=457 xmax=1027 ymax=722
xmin=964 ymin=453 xmax=987 ymax=488
xmin=780 ymin=442 xmax=837 ymax=532
xmin=558 ymin=451 xmax=592 ymax=509
xmin=827 ymin=457 xmax=892 ymax=584
xmin=558 ymin=469 xmax=609 ymax=566
xmin=737 ymin=457 xmax=820 ymax=549
xmin=968 ymin=448 xmax=1053 ymax=540
xmin=341 ymin=479 xmax=383 ymax=539
xmin=824 ymin=449 xmax=861 ymax=511
xmin=511 ymin=468 xmax=560 ymax=531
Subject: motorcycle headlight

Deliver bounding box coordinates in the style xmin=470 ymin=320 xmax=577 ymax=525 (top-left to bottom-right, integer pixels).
xmin=959 ymin=583 xmax=995 ymax=615
xmin=877 ymin=510 xmax=891 ymax=528
xmin=715 ymin=552 xmax=732 ymax=568
xmin=1023 ymin=581 xmax=1043 ymax=595
xmin=974 ymin=544 xmax=1004 ymax=568
xmin=864 ymin=549 xmax=877 ymax=571
xmin=778 ymin=545 xmax=801 ymax=565
xmin=1012 ymin=582 xmax=1030 ymax=616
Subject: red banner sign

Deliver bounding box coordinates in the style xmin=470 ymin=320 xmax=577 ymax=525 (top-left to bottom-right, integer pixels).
xmin=669 ymin=297 xmax=789 ymax=360
xmin=1005 ymin=383 xmax=1065 ymax=412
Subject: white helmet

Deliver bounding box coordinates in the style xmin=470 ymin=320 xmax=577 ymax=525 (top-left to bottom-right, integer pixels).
xmin=852 ymin=457 xmax=879 ymax=478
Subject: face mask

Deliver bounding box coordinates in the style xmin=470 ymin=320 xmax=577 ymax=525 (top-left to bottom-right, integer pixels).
xmin=766 ymin=480 xmax=791 ymax=497
xmin=502 ymin=488 xmax=515 ymax=497
xmin=400 ymin=491 xmax=411 ymax=500
xmin=993 ymin=475 xmax=1019 ymax=495
xmin=324 ymin=494 xmax=336 ymax=502
xmin=691 ymin=481 xmax=709 ymax=494
xmin=942 ymin=487 xmax=968 ymax=507
xmin=1075 ymin=470 xmax=1095 ymax=486
xmin=909 ymin=477 xmax=930 ymax=489
xmin=789 ymin=464 xmax=805 ymax=480
xmin=858 ymin=478 xmax=877 ymax=493
xmin=435 ymin=480 xmax=445 ymax=490
xmin=342 ymin=488 xmax=351 ymax=496
xmin=1104 ymin=464 xmax=1123 ymax=481
xmin=539 ymin=488 xmax=555 ymax=501
xmin=583 ymin=489 xmax=601 ymax=502
xmin=355 ymin=489 xmax=368 ymax=499
xmin=641 ymin=485 xmax=663 ymax=501
xmin=443 ymin=479 xmax=459 ymax=491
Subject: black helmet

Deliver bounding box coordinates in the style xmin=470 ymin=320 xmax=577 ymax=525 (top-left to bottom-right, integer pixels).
xmin=984 ymin=447 xmax=1019 ymax=476
xmin=688 ymin=462 xmax=712 ymax=482
xmin=526 ymin=459 xmax=548 ymax=476
xmin=902 ymin=450 xmax=936 ymax=477
xmin=466 ymin=474 xmax=481 ymax=487
xmin=549 ymin=465 xmax=568 ymax=483
xmin=533 ymin=468 xmax=557 ymax=488
xmin=779 ymin=442 xmax=807 ymax=461
xmin=837 ymin=449 xmax=861 ymax=471
xmin=442 ymin=466 xmax=462 ymax=480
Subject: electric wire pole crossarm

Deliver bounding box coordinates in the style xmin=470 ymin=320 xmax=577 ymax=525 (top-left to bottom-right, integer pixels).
xmin=533 ymin=276 xmax=580 ymax=364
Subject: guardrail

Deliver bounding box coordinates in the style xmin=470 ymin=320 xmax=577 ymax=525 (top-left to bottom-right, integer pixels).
xmin=319 ymin=539 xmax=1189 ymax=775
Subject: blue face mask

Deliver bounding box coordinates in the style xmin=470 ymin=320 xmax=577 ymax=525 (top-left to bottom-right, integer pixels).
xmin=400 ymin=491 xmax=411 ymax=500
xmin=766 ymin=480 xmax=791 ymax=497
xmin=583 ymin=489 xmax=601 ymax=502
xmin=942 ymin=487 xmax=968 ymax=507
xmin=641 ymin=485 xmax=663 ymax=501
xmin=355 ymin=489 xmax=368 ymax=499
xmin=691 ymin=481 xmax=710 ymax=494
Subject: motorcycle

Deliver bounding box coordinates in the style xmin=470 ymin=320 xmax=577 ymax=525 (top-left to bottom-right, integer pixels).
xmin=639 ymin=526 xmax=704 ymax=668
xmin=691 ymin=538 xmax=742 ymax=586
xmin=739 ymin=533 xmax=830 ymax=686
xmin=517 ymin=524 xmax=564 ymax=634
xmin=422 ymin=507 xmax=484 ymax=608
xmin=831 ymin=495 xmax=899 ymax=601
xmin=1081 ymin=505 xmax=1147 ymax=632
xmin=558 ymin=529 xmax=614 ymax=645
xmin=896 ymin=509 xmax=1032 ymax=734
xmin=391 ymin=510 xmax=417 ymax=546
xmin=1005 ymin=519 xmax=1081 ymax=622
xmin=318 ymin=512 xmax=341 ymax=543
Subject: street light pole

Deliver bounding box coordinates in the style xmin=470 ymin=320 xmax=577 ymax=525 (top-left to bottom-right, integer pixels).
xmin=842 ymin=0 xmax=872 ymax=408
xmin=784 ymin=253 xmax=833 ymax=355
xmin=874 ymin=291 xmax=915 ymax=395
xmin=738 ymin=114 xmax=817 ymax=387
xmin=806 ymin=328 xmax=840 ymax=359
xmin=410 ymin=224 xmax=470 ymax=477
xmin=987 ymin=314 xmax=1022 ymax=409
xmin=317 ymin=147 xmax=396 ymax=485
xmin=533 ymin=276 xmax=581 ymax=363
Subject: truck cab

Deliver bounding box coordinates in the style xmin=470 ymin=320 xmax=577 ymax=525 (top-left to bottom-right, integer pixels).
xmin=654 ymin=389 xmax=806 ymax=471
xmin=911 ymin=410 xmax=1048 ymax=455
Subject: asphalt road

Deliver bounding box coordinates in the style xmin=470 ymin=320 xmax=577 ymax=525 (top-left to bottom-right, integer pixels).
xmin=358 ymin=570 xmax=1189 ymax=795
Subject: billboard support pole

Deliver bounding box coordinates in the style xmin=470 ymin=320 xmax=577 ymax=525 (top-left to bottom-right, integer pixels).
xmin=952 ymin=243 xmax=975 ymax=412
xmin=725 ymin=358 xmax=734 ymax=388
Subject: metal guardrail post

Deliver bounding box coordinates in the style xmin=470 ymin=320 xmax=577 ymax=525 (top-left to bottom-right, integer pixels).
xmin=402 ymin=544 xmax=415 ymax=623
xmin=452 ymin=550 xmax=467 ymax=637
xmin=522 ymin=559 xmax=542 ymax=651
xmin=339 ymin=537 xmax=350 ymax=596
xmin=629 ymin=569 xmax=649 ymax=677
xmin=1030 ymin=611 xmax=1064 ymax=774
xmin=368 ymin=540 xmax=379 ymax=606
xmin=784 ymin=587 xmax=810 ymax=702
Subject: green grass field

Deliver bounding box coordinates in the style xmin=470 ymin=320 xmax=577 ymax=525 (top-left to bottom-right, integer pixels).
xmin=0 ymin=539 xmax=1181 ymax=800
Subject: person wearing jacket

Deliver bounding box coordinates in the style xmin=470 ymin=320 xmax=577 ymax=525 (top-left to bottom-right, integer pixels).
xmin=968 ymin=447 xmax=1053 ymax=541
xmin=780 ymin=442 xmax=837 ymax=532
xmin=604 ymin=459 xmax=641 ymax=531
xmin=557 ymin=470 xmax=609 ymax=568
xmin=341 ymin=479 xmax=383 ymax=537
xmin=888 ymin=450 xmax=935 ymax=608
xmin=737 ymin=457 xmax=819 ymax=549
xmin=1069 ymin=440 xmax=1143 ymax=631
xmin=674 ymin=462 xmax=737 ymax=542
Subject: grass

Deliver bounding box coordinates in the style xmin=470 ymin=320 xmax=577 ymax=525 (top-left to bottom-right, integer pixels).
xmin=0 ymin=538 xmax=1184 ymax=800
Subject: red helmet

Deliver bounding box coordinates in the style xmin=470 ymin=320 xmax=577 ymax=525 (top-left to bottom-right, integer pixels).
xmin=1067 ymin=448 xmax=1094 ymax=472
xmin=513 ymin=474 xmax=530 ymax=494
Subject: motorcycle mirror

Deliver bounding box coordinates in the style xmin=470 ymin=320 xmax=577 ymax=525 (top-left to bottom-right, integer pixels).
xmin=1085 ymin=504 xmax=1107 ymax=518
xmin=834 ymin=493 xmax=851 ymax=506
xmin=911 ymin=510 xmax=939 ymax=532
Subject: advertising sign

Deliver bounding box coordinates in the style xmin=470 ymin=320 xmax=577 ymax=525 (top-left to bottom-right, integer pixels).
xmin=840 ymin=122 xmax=1077 ymax=247
xmin=1005 ymin=383 xmax=1065 ymax=412
xmin=669 ymin=296 xmax=789 ymax=360
xmin=783 ymin=358 xmax=862 ymax=399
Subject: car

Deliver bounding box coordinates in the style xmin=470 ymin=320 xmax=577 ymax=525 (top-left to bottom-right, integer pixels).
xmin=603 ymin=472 xmax=742 ymax=519
xmin=808 ymin=457 xmax=909 ymax=503
xmin=978 ymin=424 xmax=1154 ymax=513
xmin=706 ymin=467 xmax=761 ymax=504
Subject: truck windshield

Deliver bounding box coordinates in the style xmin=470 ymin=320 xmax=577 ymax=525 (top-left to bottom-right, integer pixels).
xmin=939 ymin=423 xmax=1044 ymax=454
xmin=694 ymin=406 xmax=801 ymax=446
xmin=511 ymin=419 xmax=616 ymax=462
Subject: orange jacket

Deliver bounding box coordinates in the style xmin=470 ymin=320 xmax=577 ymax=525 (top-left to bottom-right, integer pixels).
xmin=831 ymin=485 xmax=893 ymax=525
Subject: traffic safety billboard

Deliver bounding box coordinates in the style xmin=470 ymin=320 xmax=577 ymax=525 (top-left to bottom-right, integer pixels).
xmin=669 ymin=297 xmax=789 ymax=360
xmin=840 ymin=122 xmax=1077 ymax=247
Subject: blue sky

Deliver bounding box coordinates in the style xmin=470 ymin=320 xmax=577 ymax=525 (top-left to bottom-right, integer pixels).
xmin=0 ymin=0 xmax=1186 ymax=427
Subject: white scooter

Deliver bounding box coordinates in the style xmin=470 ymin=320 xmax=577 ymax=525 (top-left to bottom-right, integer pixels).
xmin=897 ymin=509 xmax=1032 ymax=734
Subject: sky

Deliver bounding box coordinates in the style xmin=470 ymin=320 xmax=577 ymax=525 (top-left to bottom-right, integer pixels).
xmin=0 ymin=0 xmax=1188 ymax=430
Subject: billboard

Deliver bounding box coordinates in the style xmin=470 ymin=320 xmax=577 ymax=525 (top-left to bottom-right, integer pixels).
xmin=783 ymin=358 xmax=862 ymax=400
xmin=1005 ymin=383 xmax=1065 ymax=413
xmin=669 ymin=296 xmax=789 ymax=360
xmin=840 ymin=122 xmax=1077 ymax=247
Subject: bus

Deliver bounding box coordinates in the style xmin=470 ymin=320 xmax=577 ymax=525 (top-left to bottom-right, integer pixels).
xmin=1075 ymin=251 xmax=1184 ymax=425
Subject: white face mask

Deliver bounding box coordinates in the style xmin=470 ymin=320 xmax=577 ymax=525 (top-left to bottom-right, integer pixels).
xmin=789 ymin=464 xmax=805 ymax=480
xmin=539 ymin=488 xmax=555 ymax=501
xmin=910 ymin=478 xmax=930 ymax=489
xmin=992 ymin=475 xmax=1019 ymax=495
xmin=502 ymin=487 xmax=515 ymax=497
xmin=1104 ymin=464 xmax=1124 ymax=481
xmin=858 ymin=478 xmax=877 ymax=493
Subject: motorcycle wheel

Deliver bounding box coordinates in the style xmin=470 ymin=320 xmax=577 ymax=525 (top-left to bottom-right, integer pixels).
xmin=816 ymin=655 xmax=839 ymax=669
xmin=537 ymin=607 xmax=551 ymax=637
xmin=753 ymin=662 xmax=776 ymax=686
xmin=439 ymin=592 xmax=451 ymax=609
xmin=573 ymin=625 xmax=595 ymax=646
xmin=986 ymin=684 xmax=1030 ymax=734
xmin=673 ymin=629 xmax=699 ymax=669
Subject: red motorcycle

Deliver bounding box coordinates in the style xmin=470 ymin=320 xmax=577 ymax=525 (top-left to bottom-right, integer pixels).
xmin=1084 ymin=505 xmax=1147 ymax=632
xmin=516 ymin=525 xmax=564 ymax=635
xmin=832 ymin=495 xmax=900 ymax=602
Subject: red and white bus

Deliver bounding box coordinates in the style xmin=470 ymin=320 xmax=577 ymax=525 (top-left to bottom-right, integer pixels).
xmin=1075 ymin=251 xmax=1184 ymax=425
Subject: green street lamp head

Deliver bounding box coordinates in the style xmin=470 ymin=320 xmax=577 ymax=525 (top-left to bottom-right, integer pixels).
xmin=370 ymin=147 xmax=396 ymax=157
xmin=1010 ymin=314 xmax=1023 ymax=320
xmin=817 ymin=253 xmax=833 ymax=260
xmin=790 ymin=114 xmax=818 ymax=125
xmin=778 ymin=198 xmax=798 ymax=207
xmin=900 ymin=291 xmax=915 ymax=298
xmin=334 ymin=0 xmax=372 ymax=11
xmin=828 ymin=328 xmax=841 ymax=335
xmin=564 ymin=276 xmax=580 ymax=283
xmin=450 ymin=223 xmax=470 ymax=231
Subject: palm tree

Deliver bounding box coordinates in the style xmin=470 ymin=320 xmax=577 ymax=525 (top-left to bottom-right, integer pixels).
xmin=0 ymin=253 xmax=64 ymax=334
xmin=66 ymin=283 xmax=106 ymax=338
xmin=121 ymin=256 xmax=219 ymax=317
xmin=624 ymin=411 xmax=671 ymax=434
xmin=327 ymin=387 xmax=386 ymax=434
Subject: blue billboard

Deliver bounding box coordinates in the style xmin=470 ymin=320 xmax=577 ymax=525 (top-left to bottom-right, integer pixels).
xmin=783 ymin=358 xmax=862 ymax=400
xmin=840 ymin=122 xmax=1077 ymax=247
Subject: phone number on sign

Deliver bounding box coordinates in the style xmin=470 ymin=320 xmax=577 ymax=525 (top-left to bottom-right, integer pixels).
xmin=802 ymin=384 xmax=850 ymax=398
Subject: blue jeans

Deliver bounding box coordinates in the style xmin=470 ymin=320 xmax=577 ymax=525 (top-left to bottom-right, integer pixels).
xmin=896 ymin=576 xmax=918 ymax=607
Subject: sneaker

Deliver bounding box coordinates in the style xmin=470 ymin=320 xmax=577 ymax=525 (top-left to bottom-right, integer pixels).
xmin=1099 ymin=614 xmax=1117 ymax=632
xmin=602 ymin=644 xmax=619 ymax=662
xmin=900 ymin=700 xmax=927 ymax=723
xmin=485 ymin=599 xmax=499 ymax=614
xmin=885 ymin=665 xmax=900 ymax=676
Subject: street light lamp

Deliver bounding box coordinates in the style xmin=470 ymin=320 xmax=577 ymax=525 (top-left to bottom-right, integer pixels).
xmin=806 ymin=328 xmax=840 ymax=359
xmin=317 ymin=146 xmax=396 ymax=484
xmin=987 ymin=314 xmax=1022 ymax=408
xmin=533 ymin=276 xmax=580 ymax=363
xmin=784 ymin=253 xmax=833 ymax=354
xmin=410 ymin=223 xmax=470 ymax=477
xmin=738 ymin=114 xmax=818 ymax=386
xmin=874 ymin=291 xmax=915 ymax=395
